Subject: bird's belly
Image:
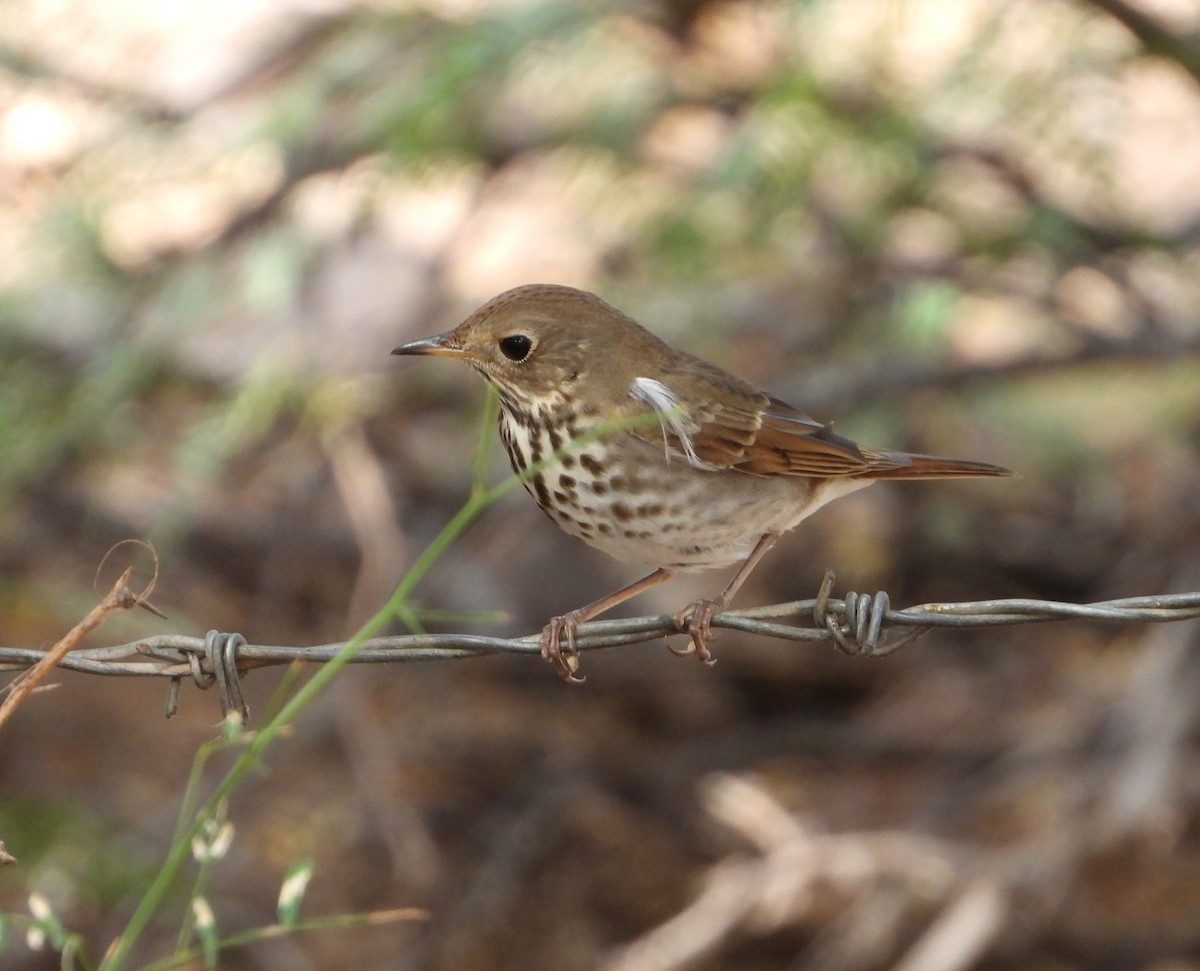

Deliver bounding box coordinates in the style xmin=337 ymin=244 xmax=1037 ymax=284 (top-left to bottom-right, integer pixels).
xmin=570 ymin=470 xmax=797 ymax=568
xmin=505 ymin=425 xmax=867 ymax=570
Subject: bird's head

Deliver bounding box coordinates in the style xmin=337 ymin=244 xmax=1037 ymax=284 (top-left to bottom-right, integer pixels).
xmin=392 ymin=284 xmax=667 ymax=414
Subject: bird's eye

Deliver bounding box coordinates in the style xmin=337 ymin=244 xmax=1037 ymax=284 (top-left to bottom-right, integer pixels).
xmin=498 ymin=334 xmax=533 ymax=362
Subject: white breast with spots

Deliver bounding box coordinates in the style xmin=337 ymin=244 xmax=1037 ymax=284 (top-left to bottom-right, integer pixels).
xmin=499 ymin=405 xmax=870 ymax=571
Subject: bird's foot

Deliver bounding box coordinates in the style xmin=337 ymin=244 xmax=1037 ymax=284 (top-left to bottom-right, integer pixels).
xmin=670 ymin=598 xmax=724 ymax=666
xmin=540 ymin=612 xmax=588 ymax=684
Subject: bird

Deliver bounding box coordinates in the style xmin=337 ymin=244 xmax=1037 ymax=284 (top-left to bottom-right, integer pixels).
xmin=393 ymin=284 xmax=1010 ymax=681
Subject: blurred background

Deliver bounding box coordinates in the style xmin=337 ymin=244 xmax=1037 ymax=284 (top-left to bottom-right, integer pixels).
xmin=2 ymin=0 xmax=1200 ymax=968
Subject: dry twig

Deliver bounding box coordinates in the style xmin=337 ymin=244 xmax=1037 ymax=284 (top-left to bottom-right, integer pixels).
xmin=0 ymin=542 xmax=160 ymax=731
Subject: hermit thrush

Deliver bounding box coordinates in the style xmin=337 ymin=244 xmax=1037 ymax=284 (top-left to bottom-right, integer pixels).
xmin=394 ymin=284 xmax=1010 ymax=681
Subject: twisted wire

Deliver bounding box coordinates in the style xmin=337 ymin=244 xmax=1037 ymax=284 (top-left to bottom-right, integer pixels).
xmin=3 ymin=583 xmax=1199 ymax=720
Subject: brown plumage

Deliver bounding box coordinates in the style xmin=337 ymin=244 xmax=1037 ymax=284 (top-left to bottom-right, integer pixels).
xmin=394 ymin=283 xmax=1010 ymax=680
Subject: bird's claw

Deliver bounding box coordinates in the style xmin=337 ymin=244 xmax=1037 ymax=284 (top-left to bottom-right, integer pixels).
xmin=540 ymin=614 xmax=587 ymax=684
xmin=671 ymin=599 xmax=723 ymax=666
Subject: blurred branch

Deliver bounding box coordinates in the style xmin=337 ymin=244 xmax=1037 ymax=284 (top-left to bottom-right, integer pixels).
xmin=213 ymin=140 xmax=369 ymax=245
xmin=2 ymin=586 xmax=1198 ymax=720
xmin=0 ymin=40 xmax=188 ymax=123
xmin=941 ymin=141 xmax=1200 ymax=251
xmin=1084 ymin=0 xmax=1200 ymax=87
xmin=0 ymin=11 xmax=350 ymax=121
xmin=797 ymin=327 xmax=1200 ymax=414
xmin=604 ymin=773 xmax=1068 ymax=971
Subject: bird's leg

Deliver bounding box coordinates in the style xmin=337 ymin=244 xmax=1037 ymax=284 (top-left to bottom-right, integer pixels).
xmin=672 ymin=531 xmax=782 ymax=665
xmin=542 ymin=567 xmax=676 ymax=683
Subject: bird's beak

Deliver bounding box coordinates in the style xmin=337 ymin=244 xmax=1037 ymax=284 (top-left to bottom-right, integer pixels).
xmin=391 ymin=332 xmax=467 ymax=358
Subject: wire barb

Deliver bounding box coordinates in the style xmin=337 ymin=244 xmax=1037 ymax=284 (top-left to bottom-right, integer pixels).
xmin=209 ymin=630 xmax=249 ymax=724
xmin=157 ymin=631 xmax=249 ymax=721
xmin=812 ymin=570 xmax=913 ymax=656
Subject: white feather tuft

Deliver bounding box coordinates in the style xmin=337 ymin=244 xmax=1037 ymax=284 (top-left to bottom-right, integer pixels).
xmin=630 ymin=377 xmax=707 ymax=467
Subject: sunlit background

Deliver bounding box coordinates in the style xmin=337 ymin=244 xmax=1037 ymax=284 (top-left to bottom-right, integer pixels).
xmin=3 ymin=0 xmax=1200 ymax=968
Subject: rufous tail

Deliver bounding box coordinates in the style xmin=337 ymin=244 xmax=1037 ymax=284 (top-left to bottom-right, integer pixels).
xmin=862 ymin=450 xmax=1012 ymax=480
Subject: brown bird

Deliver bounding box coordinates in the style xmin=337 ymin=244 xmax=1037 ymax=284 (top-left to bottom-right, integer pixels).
xmin=394 ymin=284 xmax=1010 ymax=681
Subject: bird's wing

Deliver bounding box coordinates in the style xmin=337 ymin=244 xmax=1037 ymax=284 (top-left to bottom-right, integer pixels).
xmin=625 ymin=358 xmax=901 ymax=478
xmin=737 ymin=397 xmax=910 ymax=476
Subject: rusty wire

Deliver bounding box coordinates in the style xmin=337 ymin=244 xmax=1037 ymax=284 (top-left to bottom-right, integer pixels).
xmin=3 ymin=576 xmax=1199 ymax=720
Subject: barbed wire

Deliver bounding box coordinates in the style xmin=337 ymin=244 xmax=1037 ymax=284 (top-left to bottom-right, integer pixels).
xmin=3 ymin=573 xmax=1200 ymax=721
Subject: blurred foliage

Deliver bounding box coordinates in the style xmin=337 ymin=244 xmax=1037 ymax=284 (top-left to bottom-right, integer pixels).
xmin=2 ymin=0 xmax=1200 ymax=968
xmin=0 ymin=796 xmax=155 ymax=909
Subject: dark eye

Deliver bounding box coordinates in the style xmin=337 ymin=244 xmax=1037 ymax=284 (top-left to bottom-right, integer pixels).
xmin=498 ymin=334 xmax=533 ymax=362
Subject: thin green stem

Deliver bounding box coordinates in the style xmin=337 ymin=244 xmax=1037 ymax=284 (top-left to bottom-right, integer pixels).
xmin=257 ymin=660 xmax=306 ymax=726
xmin=169 ymin=736 xmax=245 ymax=848
xmin=100 ymin=605 xmax=395 ymax=969
xmin=102 ymin=398 xmax=673 ymax=970
xmin=0 ymin=914 xmax=95 ymax=971
xmin=471 ymin=385 xmax=500 ymax=494
xmin=137 ymin=908 xmax=427 ymax=971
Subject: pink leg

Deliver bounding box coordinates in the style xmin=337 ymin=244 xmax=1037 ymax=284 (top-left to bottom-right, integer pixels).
xmin=672 ymin=532 xmax=782 ymax=665
xmin=542 ymin=567 xmax=676 ymax=682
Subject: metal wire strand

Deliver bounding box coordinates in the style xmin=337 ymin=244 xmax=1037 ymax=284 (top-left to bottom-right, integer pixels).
xmin=3 ymin=578 xmax=1200 ymax=719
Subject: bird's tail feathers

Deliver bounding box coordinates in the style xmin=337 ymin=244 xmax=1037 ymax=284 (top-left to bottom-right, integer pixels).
xmin=863 ymin=450 xmax=1012 ymax=480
